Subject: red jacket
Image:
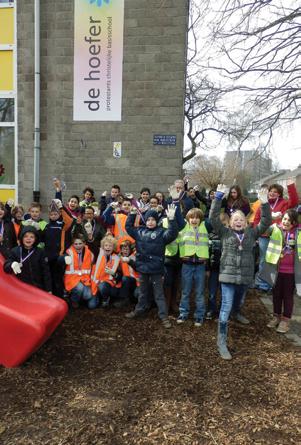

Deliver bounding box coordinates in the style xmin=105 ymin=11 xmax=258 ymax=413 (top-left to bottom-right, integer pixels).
xmin=254 ymin=183 xmax=299 ymax=231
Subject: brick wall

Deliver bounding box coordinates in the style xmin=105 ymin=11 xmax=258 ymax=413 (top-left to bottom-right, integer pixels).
xmin=17 ymin=0 xmax=188 ymax=208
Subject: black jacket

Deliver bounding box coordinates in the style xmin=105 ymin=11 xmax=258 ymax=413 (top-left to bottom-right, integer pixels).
xmin=4 ymin=245 xmax=52 ymax=292
xmin=0 ymin=220 xmax=17 ymax=258
xmin=126 ymin=214 xmax=178 ymax=275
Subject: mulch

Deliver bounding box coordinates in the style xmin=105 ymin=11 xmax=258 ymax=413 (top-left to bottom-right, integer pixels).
xmin=1 ymin=290 xmax=301 ymax=445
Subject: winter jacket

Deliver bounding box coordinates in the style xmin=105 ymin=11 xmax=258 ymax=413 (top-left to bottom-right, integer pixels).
xmin=4 ymin=244 xmax=52 ymax=292
xmin=253 ymin=183 xmax=299 ymax=228
xmin=209 ymin=198 xmax=272 ymax=285
xmin=126 ymin=213 xmax=178 ymax=275
xmin=0 ymin=220 xmax=17 ymax=258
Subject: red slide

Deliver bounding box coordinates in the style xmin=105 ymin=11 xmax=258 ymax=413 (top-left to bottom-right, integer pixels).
xmin=0 ymin=254 xmax=68 ymax=368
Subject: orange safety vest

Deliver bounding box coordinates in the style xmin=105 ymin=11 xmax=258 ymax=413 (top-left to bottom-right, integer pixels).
xmin=91 ymin=249 xmax=120 ymax=295
xmin=120 ymin=254 xmax=140 ymax=286
xmin=64 ymin=246 xmax=93 ymax=291
xmin=113 ymin=213 xmax=135 ymax=251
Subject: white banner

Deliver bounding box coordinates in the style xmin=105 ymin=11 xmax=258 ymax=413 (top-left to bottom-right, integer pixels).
xmin=73 ymin=0 xmax=124 ymax=121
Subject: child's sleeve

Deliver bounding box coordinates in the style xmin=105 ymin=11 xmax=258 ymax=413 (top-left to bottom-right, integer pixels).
xmin=102 ymin=205 xmax=115 ymax=225
xmin=125 ymin=213 xmax=138 ymax=239
xmin=209 ymin=198 xmax=227 ymax=237
xmin=254 ymin=202 xmax=272 ymax=238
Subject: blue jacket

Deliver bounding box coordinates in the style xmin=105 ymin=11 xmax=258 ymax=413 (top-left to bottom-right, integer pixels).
xmin=126 ymin=214 xmax=178 ymax=274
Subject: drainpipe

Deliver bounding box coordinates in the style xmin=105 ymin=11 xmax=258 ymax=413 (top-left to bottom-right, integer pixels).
xmin=33 ymin=0 xmax=40 ymax=202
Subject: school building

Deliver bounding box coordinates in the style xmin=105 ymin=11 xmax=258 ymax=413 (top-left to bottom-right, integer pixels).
xmin=0 ymin=0 xmax=188 ymax=208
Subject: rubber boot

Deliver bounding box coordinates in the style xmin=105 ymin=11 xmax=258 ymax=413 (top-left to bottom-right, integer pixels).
xmin=217 ymin=322 xmax=232 ymax=360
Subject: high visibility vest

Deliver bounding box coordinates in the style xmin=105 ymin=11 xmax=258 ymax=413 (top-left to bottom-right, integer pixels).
xmin=91 ymin=249 xmax=120 ymax=295
xmin=266 ymin=225 xmax=301 ymax=264
xmin=64 ymin=246 xmax=93 ymax=291
xmin=178 ymin=222 xmax=209 ymax=258
xmin=162 ymin=218 xmax=179 ymax=257
xmin=120 ymin=254 xmax=140 ymax=286
xmin=113 ymin=214 xmax=135 ymax=251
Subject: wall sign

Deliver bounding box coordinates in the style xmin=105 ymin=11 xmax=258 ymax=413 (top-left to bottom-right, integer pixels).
xmin=153 ymin=135 xmax=177 ymax=146
xmin=73 ymin=0 xmax=124 ymax=121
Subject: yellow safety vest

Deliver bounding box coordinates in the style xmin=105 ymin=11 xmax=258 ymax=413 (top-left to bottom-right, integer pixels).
xmin=266 ymin=225 xmax=301 ymax=264
xmin=178 ymin=222 xmax=209 ymax=258
xmin=162 ymin=218 xmax=179 ymax=257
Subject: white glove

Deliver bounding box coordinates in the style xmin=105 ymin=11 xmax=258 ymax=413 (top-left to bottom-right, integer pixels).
xmin=166 ymin=203 xmax=176 ymax=220
xmin=271 ymin=211 xmax=282 ymax=219
xmin=130 ymin=206 xmax=138 ymax=214
xmin=52 ymin=199 xmax=63 ymax=209
xmin=216 ymin=184 xmax=229 ymax=195
xmin=168 ymin=185 xmax=181 ymax=200
xmin=157 ymin=204 xmax=164 ymax=213
xmin=7 ymin=199 xmax=14 ymax=208
xmin=64 ymin=256 xmax=72 ymax=265
xmin=23 ymin=220 xmax=40 ymax=230
xmin=105 ymin=267 xmax=115 ymax=276
xmin=257 ymin=187 xmax=269 ymax=204
xmin=121 ymin=256 xmax=130 ymax=263
xmin=11 ymin=261 xmax=22 ymax=274
xmin=111 ymin=202 xmax=119 ymax=209
xmin=84 ymin=221 xmax=93 ymax=235
xmin=102 ymin=190 xmax=107 ymax=197
xmin=125 ymin=193 xmax=133 ymax=199
xmin=193 ymin=185 xmax=199 ymax=191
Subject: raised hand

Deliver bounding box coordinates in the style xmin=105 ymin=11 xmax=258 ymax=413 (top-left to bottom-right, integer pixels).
xmin=166 ymin=203 xmax=176 ymax=220
xmin=257 ymin=187 xmax=269 ymax=204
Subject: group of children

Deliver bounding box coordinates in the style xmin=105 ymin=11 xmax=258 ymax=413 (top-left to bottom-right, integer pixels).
xmin=0 ymin=176 xmax=300 ymax=360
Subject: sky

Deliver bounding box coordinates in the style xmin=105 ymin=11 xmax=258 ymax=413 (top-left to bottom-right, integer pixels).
xmin=188 ymin=0 xmax=301 ymax=172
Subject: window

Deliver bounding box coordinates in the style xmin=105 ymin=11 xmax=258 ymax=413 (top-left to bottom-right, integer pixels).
xmin=0 ymin=126 xmax=14 ymax=184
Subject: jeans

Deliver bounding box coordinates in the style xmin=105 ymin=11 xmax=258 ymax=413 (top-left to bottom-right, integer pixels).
xmin=208 ymin=269 xmax=219 ymax=313
xmin=135 ymin=273 xmax=168 ymax=320
xmin=273 ymin=272 xmax=295 ymax=318
xmin=255 ymin=237 xmax=272 ymax=291
xmin=179 ymin=263 xmax=206 ymax=320
xmin=219 ymin=283 xmax=248 ymax=323
xmin=98 ymin=282 xmax=120 ymax=305
xmin=70 ymin=282 xmax=98 ymax=309
xmin=119 ymin=276 xmax=136 ymax=302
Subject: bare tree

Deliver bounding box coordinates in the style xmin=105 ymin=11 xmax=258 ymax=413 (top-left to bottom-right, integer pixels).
xmin=207 ymin=0 xmax=301 ymax=151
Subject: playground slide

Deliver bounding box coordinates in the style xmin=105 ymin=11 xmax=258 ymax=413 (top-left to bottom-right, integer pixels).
xmin=0 ymin=254 xmax=68 ymax=368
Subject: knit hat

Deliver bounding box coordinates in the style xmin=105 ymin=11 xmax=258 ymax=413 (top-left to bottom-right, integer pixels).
xmin=144 ymin=209 xmax=159 ymax=223
xmin=19 ymin=225 xmax=40 ymax=246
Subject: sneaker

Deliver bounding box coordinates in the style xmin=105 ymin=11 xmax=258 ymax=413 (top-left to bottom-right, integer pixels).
xmin=125 ymin=311 xmax=138 ymax=319
xmin=101 ymin=298 xmax=110 ymax=308
xmin=162 ymin=318 xmax=172 ymax=329
xmin=233 ymin=313 xmax=250 ymax=325
xmin=176 ymin=315 xmax=187 ymax=324
xmin=205 ymin=311 xmax=214 ymax=320
xmin=194 ymin=318 xmax=203 ymax=327
xmin=267 ymin=316 xmax=280 ymax=329
xmin=276 ymin=320 xmax=289 ymax=334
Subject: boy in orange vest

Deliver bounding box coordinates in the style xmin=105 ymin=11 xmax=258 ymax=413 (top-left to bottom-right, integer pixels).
xmin=102 ymin=198 xmax=135 ymax=251
xmin=91 ymin=235 xmax=121 ymax=307
xmin=63 ymin=234 xmax=97 ymax=309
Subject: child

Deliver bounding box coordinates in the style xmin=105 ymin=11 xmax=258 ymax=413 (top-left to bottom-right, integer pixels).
xmin=117 ymin=240 xmax=140 ymax=307
xmin=254 ymin=178 xmax=299 ymax=293
xmin=63 ymin=234 xmax=97 ymax=309
xmin=125 ymin=205 xmax=178 ymax=329
xmin=79 ymin=187 xmax=98 ymax=208
xmin=261 ymin=209 xmax=301 ymax=333
xmin=102 ymin=197 xmax=135 ymax=251
xmin=11 ymin=205 xmax=25 ymax=240
xmin=23 ymin=202 xmax=47 ymax=231
xmin=91 ymin=235 xmax=121 ymax=307
xmin=42 ymin=199 xmax=74 ymax=297
xmin=3 ymin=226 xmax=51 ymax=292
xmin=206 ymin=212 xmax=229 ymax=320
xmin=209 ymin=185 xmax=272 ymax=360
xmin=99 ymin=185 xmax=121 ymax=214
xmin=0 ymin=201 xmax=17 ymax=258
xmin=137 ymin=187 xmax=151 ymax=213
xmin=177 ymin=208 xmax=211 ymax=327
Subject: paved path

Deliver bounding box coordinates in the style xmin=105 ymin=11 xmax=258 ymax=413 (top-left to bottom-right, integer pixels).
xmin=260 ymin=292 xmax=301 ymax=347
